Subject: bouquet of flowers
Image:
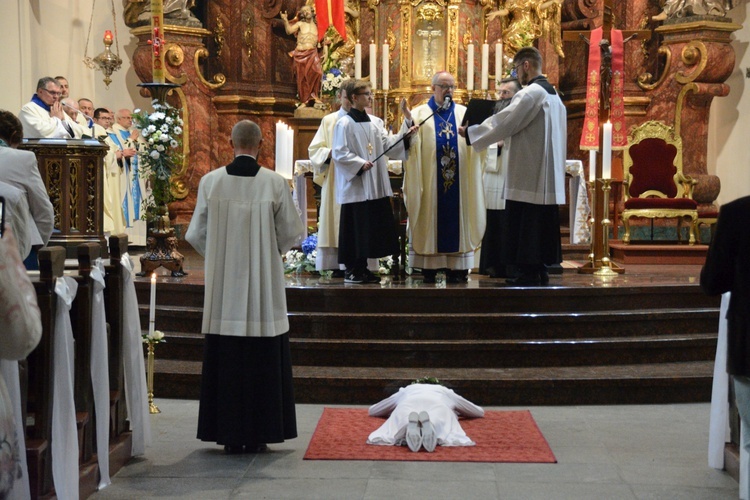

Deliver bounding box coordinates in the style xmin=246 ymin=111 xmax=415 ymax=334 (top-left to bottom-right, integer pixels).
xmin=142 ymin=329 xmax=166 ymax=344
xmin=283 ymin=233 xmax=318 ymax=274
xmin=321 ymin=66 xmax=349 ymax=98
xmin=132 ymin=100 xmax=184 ymax=215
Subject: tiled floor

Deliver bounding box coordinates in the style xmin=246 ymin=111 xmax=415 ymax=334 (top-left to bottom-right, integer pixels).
xmin=90 ymin=400 xmax=738 ymax=500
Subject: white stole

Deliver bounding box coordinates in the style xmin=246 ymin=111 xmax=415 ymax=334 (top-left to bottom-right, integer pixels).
xmin=51 ymin=276 xmax=79 ymax=500
xmin=120 ymin=254 xmax=152 ymax=456
xmin=90 ymin=260 xmax=111 ymax=488
xmin=0 ymin=360 xmax=31 ymax=500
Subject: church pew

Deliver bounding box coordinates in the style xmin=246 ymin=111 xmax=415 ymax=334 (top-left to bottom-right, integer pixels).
xmin=26 ymin=246 xmax=66 ymax=499
xmin=104 ymin=234 xmax=129 ymax=438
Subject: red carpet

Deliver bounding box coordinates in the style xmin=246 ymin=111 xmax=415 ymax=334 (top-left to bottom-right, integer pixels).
xmin=304 ymin=408 xmax=557 ymax=463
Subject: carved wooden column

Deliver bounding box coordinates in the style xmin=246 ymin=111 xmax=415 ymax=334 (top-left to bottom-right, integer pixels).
xmin=19 ymin=139 xmax=108 ymax=258
xmin=641 ymin=17 xmax=741 ymax=210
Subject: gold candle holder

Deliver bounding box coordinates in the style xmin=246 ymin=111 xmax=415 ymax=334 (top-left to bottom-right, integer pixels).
xmin=594 ymin=178 xmax=618 ymax=277
xmin=146 ymin=342 xmax=161 ymax=414
xmin=587 ymin=179 xmax=596 ymax=266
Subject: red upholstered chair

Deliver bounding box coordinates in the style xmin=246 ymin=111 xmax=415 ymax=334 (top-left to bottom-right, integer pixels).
xmin=621 ymin=121 xmax=698 ymax=245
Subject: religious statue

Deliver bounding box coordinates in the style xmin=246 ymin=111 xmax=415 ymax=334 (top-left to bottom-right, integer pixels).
xmin=486 ymin=0 xmax=565 ymax=59
xmin=281 ymin=6 xmax=324 ymax=105
xmin=124 ymin=0 xmax=202 ymax=28
xmin=322 ymin=0 xmax=360 ymax=76
xmin=416 ymin=21 xmax=443 ymax=79
xmin=652 ymin=0 xmax=733 ymax=21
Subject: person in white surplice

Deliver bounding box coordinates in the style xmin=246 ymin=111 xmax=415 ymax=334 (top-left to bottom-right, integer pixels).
xmin=367 ymin=380 xmax=484 ymax=452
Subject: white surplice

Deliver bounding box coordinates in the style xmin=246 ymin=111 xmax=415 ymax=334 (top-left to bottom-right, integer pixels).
xmin=367 ymin=384 xmax=484 ymax=447
xmin=185 ymin=166 xmax=304 ymax=337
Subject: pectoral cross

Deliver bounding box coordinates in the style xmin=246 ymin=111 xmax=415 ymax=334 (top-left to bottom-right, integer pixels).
xmin=439 ymin=122 xmax=454 ymax=139
xmin=367 ymin=142 xmax=374 ymax=156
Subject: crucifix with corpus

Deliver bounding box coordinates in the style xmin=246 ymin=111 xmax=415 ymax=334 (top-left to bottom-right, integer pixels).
xmin=562 ymin=0 xmax=651 ymax=275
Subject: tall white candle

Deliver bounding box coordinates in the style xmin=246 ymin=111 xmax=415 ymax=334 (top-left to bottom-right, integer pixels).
xmin=382 ymin=43 xmax=389 ymax=90
xmin=467 ymin=43 xmax=475 ymax=91
xmin=369 ymin=42 xmax=377 ymax=89
xmin=149 ymin=273 xmax=156 ymax=336
xmin=602 ymin=122 xmax=612 ymax=179
xmin=354 ymin=41 xmax=362 ymax=79
xmin=495 ymin=42 xmax=503 ymax=86
xmin=481 ymin=42 xmax=489 ymax=90
xmin=589 ymin=150 xmax=597 ymax=182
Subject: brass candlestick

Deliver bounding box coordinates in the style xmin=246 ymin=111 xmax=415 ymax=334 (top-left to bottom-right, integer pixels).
xmin=587 ymin=179 xmax=596 ymax=266
xmin=594 ymin=178 xmax=618 ymax=277
xmin=146 ymin=342 xmax=161 ymax=414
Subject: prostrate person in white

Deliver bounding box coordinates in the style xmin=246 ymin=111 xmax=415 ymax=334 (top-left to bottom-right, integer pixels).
xmin=19 ymin=77 xmax=82 ymax=139
xmin=367 ymin=380 xmax=484 ymax=452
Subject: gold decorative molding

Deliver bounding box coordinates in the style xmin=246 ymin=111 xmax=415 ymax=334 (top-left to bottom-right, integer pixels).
xmin=86 ymin=159 xmax=97 ymax=232
xmin=675 ymin=41 xmax=707 ymax=84
xmin=165 ymin=43 xmax=188 ymax=85
xmin=462 ymin=30 xmax=471 ymax=50
xmin=655 ymin=19 xmax=742 ymax=39
xmin=214 ymin=16 xmax=225 ymax=58
xmin=637 ymin=46 xmax=671 ymax=91
xmin=244 ymin=8 xmax=255 ymax=60
xmin=170 ymin=87 xmax=190 ymax=201
xmin=194 ymin=47 xmax=227 ymax=90
xmin=131 ymin=25 xmax=212 ymax=38
xmin=417 ymin=3 xmax=443 ymax=21
xmin=385 ymin=28 xmax=396 ymax=49
xmin=69 ymin=159 xmax=80 ymax=230
xmin=399 ymin=4 xmax=412 ymax=87
xmin=447 ymin=4 xmax=459 ymax=77
xmin=674 ymin=82 xmax=698 ymax=136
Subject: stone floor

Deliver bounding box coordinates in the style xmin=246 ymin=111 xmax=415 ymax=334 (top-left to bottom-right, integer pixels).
xmin=90 ymin=399 xmax=738 ymax=500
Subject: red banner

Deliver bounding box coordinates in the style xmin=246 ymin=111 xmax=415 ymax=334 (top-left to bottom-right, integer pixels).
xmin=315 ymin=0 xmax=347 ymax=42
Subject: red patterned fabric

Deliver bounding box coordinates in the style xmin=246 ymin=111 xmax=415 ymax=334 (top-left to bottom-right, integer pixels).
xmin=315 ymin=0 xmax=346 ymax=41
xmin=304 ymin=408 xmax=557 ymax=463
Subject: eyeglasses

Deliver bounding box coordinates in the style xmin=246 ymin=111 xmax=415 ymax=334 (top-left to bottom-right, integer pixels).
xmin=41 ymin=88 xmax=62 ymax=97
xmin=435 ymin=84 xmax=456 ymax=90
xmin=354 ymin=91 xmax=372 ymax=97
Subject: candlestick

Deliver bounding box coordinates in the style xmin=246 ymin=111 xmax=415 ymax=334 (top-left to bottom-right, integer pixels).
xmin=149 ymin=273 xmax=156 ymax=335
xmin=495 ymin=42 xmax=503 ymax=86
xmin=467 ymin=43 xmax=475 ymax=91
xmin=369 ymin=42 xmax=377 ymax=89
xmin=602 ymin=122 xmax=612 ymax=179
xmin=382 ymin=43 xmax=389 ymax=90
xmin=150 ymin=0 xmax=165 ymax=84
xmin=589 ymin=150 xmax=597 ymax=182
xmin=354 ymin=40 xmax=362 ymax=80
xmin=481 ymin=42 xmax=489 ymax=90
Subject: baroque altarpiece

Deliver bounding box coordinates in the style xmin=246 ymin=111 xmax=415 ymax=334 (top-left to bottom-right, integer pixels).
xmin=126 ymin=0 xmax=739 ymax=227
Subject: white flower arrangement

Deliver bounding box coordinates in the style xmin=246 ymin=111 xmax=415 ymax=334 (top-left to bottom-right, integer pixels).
xmin=142 ymin=329 xmax=166 ymax=344
xmin=321 ymin=67 xmax=349 ymax=97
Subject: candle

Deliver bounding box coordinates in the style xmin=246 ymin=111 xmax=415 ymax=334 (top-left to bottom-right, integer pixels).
xmin=481 ymin=42 xmax=489 ymax=90
xmin=589 ymin=150 xmax=597 ymax=182
xmin=286 ymin=127 xmax=295 ymax=180
xmin=354 ymin=40 xmax=362 ymax=80
xmin=602 ymin=122 xmax=612 ymax=179
xmin=467 ymin=43 xmax=475 ymax=91
xmin=382 ymin=43 xmax=389 ymax=90
xmin=151 ymin=0 xmax=165 ymax=84
xmin=149 ymin=273 xmax=156 ymax=336
xmin=495 ymin=42 xmax=503 ymax=85
xmin=369 ymin=42 xmax=377 ymax=89
xmin=104 ymin=30 xmax=113 ymax=43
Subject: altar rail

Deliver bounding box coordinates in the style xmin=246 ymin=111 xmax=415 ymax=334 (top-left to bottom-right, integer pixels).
xmin=20 ymin=235 xmax=133 ymax=499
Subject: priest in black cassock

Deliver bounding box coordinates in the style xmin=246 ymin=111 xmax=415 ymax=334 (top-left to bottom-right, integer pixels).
xmin=185 ymin=120 xmax=305 ymax=454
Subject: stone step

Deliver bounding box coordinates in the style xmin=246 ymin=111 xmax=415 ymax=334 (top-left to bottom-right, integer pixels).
xmin=150 ymin=359 xmax=713 ymax=405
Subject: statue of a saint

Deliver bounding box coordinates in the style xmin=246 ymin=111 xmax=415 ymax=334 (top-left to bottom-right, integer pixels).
xmin=652 ymin=0 xmax=732 ymax=21
xmin=124 ymin=0 xmax=202 ymax=28
xmin=486 ymin=0 xmax=564 ymax=59
xmin=281 ymin=6 xmax=324 ymax=105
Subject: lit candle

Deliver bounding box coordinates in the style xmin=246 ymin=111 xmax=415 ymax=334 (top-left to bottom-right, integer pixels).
xmin=149 ymin=273 xmax=156 ymax=336
xmin=285 ymin=127 xmax=295 ymax=180
xmin=481 ymin=42 xmax=489 ymax=90
xmin=467 ymin=43 xmax=475 ymax=91
xmin=151 ymin=0 xmax=165 ymax=84
xmin=602 ymin=122 xmax=612 ymax=179
xmin=589 ymin=150 xmax=597 ymax=182
xmin=382 ymin=43 xmax=389 ymax=91
xmin=369 ymin=42 xmax=377 ymax=89
xmin=275 ymin=121 xmax=285 ymax=177
xmin=354 ymin=40 xmax=362 ymax=80
xmin=495 ymin=42 xmax=503 ymax=85
xmin=104 ymin=30 xmax=113 ymax=43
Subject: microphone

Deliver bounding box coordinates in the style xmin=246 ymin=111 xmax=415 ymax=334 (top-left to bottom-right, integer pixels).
xmin=441 ymin=95 xmax=452 ymax=110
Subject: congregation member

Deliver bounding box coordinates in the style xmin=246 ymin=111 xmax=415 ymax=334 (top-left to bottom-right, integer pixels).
xmin=54 ymin=76 xmax=70 ymax=98
xmin=0 ymin=180 xmax=33 ymax=259
xmin=478 ymin=78 xmax=521 ymax=278
xmin=462 ymin=47 xmax=566 ymax=286
xmin=331 ymin=79 xmax=418 ymax=284
xmin=186 ymin=119 xmax=304 ymax=454
xmin=111 ymin=108 xmax=147 ymax=245
xmin=19 ymin=77 xmax=81 ymax=138
xmin=0 ymin=110 xmax=54 ymax=270
xmin=701 ymin=195 xmax=750 ymax=500
xmin=402 ymin=71 xmax=485 ymax=284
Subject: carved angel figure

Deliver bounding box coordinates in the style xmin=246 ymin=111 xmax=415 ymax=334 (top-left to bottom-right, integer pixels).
xmin=486 ymin=0 xmax=564 ymax=58
xmin=652 ymin=0 xmax=732 ymax=21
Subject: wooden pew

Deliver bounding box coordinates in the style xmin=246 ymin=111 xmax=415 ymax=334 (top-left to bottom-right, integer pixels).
xmin=104 ymin=235 xmax=128 ymax=438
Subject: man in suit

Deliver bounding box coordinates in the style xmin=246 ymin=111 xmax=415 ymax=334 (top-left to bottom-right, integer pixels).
xmin=0 ymin=110 xmax=54 ymax=269
xmin=701 ymin=195 xmax=750 ymax=499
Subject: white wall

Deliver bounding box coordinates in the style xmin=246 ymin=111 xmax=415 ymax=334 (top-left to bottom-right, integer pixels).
xmin=708 ymin=1 xmax=750 ymax=204
xmin=0 ymin=0 xmax=146 ymax=117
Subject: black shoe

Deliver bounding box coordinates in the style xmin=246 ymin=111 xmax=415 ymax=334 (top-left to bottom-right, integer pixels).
xmin=422 ymin=269 xmax=437 ymax=284
xmin=362 ymin=270 xmax=381 ymax=283
xmin=447 ymin=270 xmax=468 ymax=284
xmin=245 ymin=443 xmax=268 ymax=453
xmin=344 ymin=272 xmax=364 ymax=284
xmin=331 ymin=270 xmax=346 ymax=278
xmin=540 ymin=269 xmax=550 ymax=285
xmin=224 ymin=445 xmax=244 ymax=454
xmin=505 ymin=273 xmax=541 ymax=286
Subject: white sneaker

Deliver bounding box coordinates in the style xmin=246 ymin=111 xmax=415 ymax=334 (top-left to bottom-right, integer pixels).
xmin=405 ymin=412 xmax=422 ymax=452
xmin=419 ymin=411 xmax=437 ymax=452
